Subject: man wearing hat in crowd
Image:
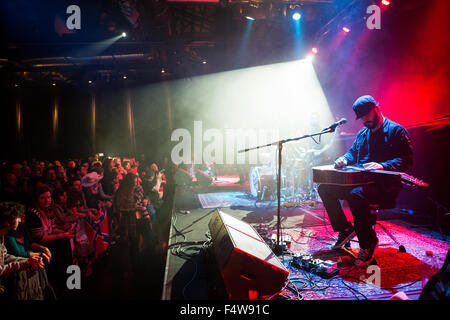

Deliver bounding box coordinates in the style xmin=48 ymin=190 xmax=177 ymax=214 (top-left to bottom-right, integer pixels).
xmin=81 ymin=172 xmax=113 ymax=213
xmin=317 ymin=95 xmax=413 ymax=266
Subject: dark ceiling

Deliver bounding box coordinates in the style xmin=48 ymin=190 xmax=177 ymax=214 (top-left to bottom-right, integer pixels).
xmin=0 ymin=0 xmax=429 ymax=88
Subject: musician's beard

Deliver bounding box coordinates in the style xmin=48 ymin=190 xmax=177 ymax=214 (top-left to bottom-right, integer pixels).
xmin=363 ymin=116 xmax=380 ymax=130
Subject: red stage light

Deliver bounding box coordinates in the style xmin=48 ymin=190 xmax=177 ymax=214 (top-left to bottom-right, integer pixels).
xmin=311 ymin=47 xmax=318 ymax=54
xmin=381 ymin=0 xmax=391 ymax=6
xmin=342 ymin=27 xmax=351 ymax=33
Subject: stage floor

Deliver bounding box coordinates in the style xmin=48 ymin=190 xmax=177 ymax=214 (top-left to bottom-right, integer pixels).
xmin=162 ymin=176 xmax=450 ymax=300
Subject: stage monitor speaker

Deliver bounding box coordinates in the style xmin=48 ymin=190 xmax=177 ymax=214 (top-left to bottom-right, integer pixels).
xmin=208 ymin=210 xmax=289 ymax=300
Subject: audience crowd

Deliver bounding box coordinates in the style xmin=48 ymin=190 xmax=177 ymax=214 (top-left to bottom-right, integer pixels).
xmin=0 ymin=154 xmax=169 ymax=300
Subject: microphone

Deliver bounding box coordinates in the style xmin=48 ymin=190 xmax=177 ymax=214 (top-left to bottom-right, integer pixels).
xmin=322 ymin=118 xmax=347 ymax=132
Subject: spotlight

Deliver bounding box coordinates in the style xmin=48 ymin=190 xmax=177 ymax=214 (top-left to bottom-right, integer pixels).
xmin=123 ymin=75 xmax=127 ymax=79
xmin=52 ymin=82 xmax=56 ymax=86
xmin=381 ymin=0 xmax=390 ymax=5
xmin=88 ymin=80 xmax=92 ymax=84
xmin=202 ymin=60 xmax=207 ymax=65
xmin=311 ymin=47 xmax=318 ymax=54
xmin=243 ymin=4 xmax=265 ymax=20
xmin=342 ymin=27 xmax=351 ymax=33
xmin=121 ymin=32 xmax=127 ymax=38
xmin=292 ymin=12 xmax=301 ymax=21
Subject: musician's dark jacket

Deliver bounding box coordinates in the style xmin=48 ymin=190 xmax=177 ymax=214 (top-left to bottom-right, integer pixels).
xmin=343 ymin=117 xmax=413 ymax=172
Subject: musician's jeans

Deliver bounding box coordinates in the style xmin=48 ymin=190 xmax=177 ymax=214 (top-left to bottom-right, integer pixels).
xmin=317 ymin=183 xmax=396 ymax=249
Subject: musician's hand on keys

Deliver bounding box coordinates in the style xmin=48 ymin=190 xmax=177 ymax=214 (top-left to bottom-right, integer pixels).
xmin=334 ymin=157 xmax=348 ymax=168
xmin=362 ymin=162 xmax=384 ymax=170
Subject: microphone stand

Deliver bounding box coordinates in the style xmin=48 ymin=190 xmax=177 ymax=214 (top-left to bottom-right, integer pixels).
xmin=238 ymin=127 xmax=337 ymax=255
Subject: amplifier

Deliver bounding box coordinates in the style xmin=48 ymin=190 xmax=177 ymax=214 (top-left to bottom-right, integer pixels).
xmin=208 ymin=209 xmax=289 ymax=299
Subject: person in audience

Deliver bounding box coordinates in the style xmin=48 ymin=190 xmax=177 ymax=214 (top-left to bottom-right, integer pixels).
xmin=8 ymin=163 xmax=26 ymax=194
xmin=0 ymin=201 xmax=49 ymax=300
xmin=63 ymin=183 xmax=99 ymax=272
xmin=24 ymin=176 xmax=46 ymax=206
xmin=26 ymin=186 xmax=75 ymax=245
xmin=65 ymin=160 xmax=76 ymax=170
xmin=65 ymin=167 xmax=80 ymax=181
xmin=25 ymin=186 xmax=74 ymax=296
xmin=84 ymin=166 xmax=117 ymax=242
xmin=141 ymin=167 xmax=164 ymax=228
xmin=79 ymin=161 xmax=90 ymax=178
xmin=4 ymin=204 xmax=56 ymax=300
xmin=0 ymin=172 xmax=24 ymax=203
xmin=82 ymin=171 xmax=113 ymax=212
xmin=64 ymin=160 xmax=79 ymax=181
xmin=122 ymin=160 xmax=131 ymax=175
xmin=114 ymin=173 xmax=148 ymax=282
xmin=52 ymin=188 xmax=78 ymax=230
xmin=113 ymin=157 xmax=121 ymax=167
xmin=40 ymin=161 xmax=47 ymax=170
xmin=112 ymin=171 xmax=121 ymax=193
xmin=5 ymin=211 xmax=52 ymax=264
xmin=129 ymin=159 xmax=139 ymax=175
xmin=90 ymin=161 xmax=102 ymax=172
xmin=163 ymin=156 xmax=175 ymax=186
xmin=150 ymin=163 xmax=166 ymax=198
xmin=21 ymin=164 xmax=32 ymax=180
xmin=55 ymin=165 xmax=67 ymax=185
xmin=106 ymin=170 xmax=122 ymax=236
xmin=101 ymin=158 xmax=115 ymax=196
xmin=31 ymin=163 xmax=43 ymax=178
xmin=114 ymin=157 xmax=126 ymax=177
xmin=133 ymin=173 xmax=152 ymax=252
xmin=66 ymin=178 xmax=97 ymax=221
xmin=138 ymin=154 xmax=148 ymax=170
xmin=10 ymin=163 xmax=23 ymax=181
xmin=44 ymin=168 xmax=62 ymax=193
xmin=65 ymin=177 xmax=105 ymax=269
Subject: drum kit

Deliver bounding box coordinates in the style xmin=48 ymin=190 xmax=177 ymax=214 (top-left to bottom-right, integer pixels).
xmin=249 ymin=146 xmax=320 ymax=203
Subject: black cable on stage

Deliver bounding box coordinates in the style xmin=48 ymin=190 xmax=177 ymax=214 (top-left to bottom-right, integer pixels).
xmin=169 ymin=210 xmax=214 ymax=299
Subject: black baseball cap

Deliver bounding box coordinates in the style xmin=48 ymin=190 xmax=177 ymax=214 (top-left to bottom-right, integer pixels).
xmin=352 ymin=95 xmax=379 ymax=119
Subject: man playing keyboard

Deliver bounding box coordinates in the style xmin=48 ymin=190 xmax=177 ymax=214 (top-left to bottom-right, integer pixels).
xmin=317 ymin=95 xmax=413 ymax=266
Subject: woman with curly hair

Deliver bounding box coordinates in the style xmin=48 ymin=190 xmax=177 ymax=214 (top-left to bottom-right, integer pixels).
xmin=114 ymin=173 xmax=148 ymax=243
xmin=0 ymin=201 xmax=53 ymax=300
xmin=112 ymin=173 xmax=148 ymax=293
